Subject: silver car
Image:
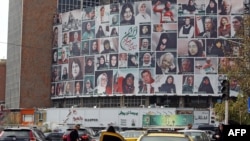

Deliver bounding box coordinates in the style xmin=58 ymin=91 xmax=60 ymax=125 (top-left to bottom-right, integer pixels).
xmin=177 ymin=129 xmax=211 ymax=141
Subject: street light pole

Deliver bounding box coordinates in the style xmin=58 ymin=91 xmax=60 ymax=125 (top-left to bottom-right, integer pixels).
xmin=225 ymin=100 xmax=228 ymax=125
xmin=221 ymin=79 xmax=230 ymax=125
xmin=240 ymin=110 xmax=242 ymax=125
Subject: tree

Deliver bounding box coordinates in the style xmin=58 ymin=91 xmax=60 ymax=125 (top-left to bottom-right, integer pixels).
xmin=214 ymin=95 xmax=250 ymax=125
xmin=214 ymin=14 xmax=250 ymax=125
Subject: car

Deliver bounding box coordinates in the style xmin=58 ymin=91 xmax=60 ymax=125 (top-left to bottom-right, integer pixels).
xmin=0 ymin=127 xmax=47 ymax=141
xmin=177 ymin=129 xmax=211 ymax=141
xmin=137 ymin=130 xmax=193 ymax=141
xmin=203 ymin=130 xmax=215 ymax=141
xmin=62 ymin=127 xmax=98 ymax=141
xmin=96 ymin=126 xmax=123 ymax=137
xmin=45 ymin=132 xmax=64 ymax=141
xmin=120 ymin=130 xmax=145 ymax=141
xmin=99 ymin=131 xmax=125 ymax=141
xmin=192 ymin=124 xmax=216 ymax=131
xmin=44 ymin=132 xmax=52 ymax=137
xmin=101 ymin=126 xmax=123 ymax=133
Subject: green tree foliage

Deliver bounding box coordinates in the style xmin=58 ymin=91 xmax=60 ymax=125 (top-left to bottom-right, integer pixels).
xmin=214 ymin=95 xmax=250 ymax=125
xmin=214 ymin=14 xmax=250 ymax=125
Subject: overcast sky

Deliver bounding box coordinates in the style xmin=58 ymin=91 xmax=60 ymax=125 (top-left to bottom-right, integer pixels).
xmin=0 ymin=1 xmax=9 ymax=59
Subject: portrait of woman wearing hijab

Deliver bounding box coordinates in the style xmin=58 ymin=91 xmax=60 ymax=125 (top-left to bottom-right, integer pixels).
xmin=110 ymin=27 xmax=119 ymax=37
xmin=53 ymin=27 xmax=58 ymax=47
xmin=183 ymin=0 xmax=198 ymax=14
xmin=52 ymin=49 xmax=58 ymax=64
xmin=182 ymin=75 xmax=194 ymax=94
xmin=101 ymin=40 xmax=115 ymax=54
xmin=110 ymin=4 xmax=119 ymax=14
xmin=96 ymin=25 xmax=106 ymax=38
xmin=82 ymin=21 xmax=95 ymax=40
xmin=69 ymin=31 xmax=81 ymax=56
xmin=110 ymin=15 xmax=119 ymax=26
xmin=206 ymin=0 xmax=218 ymax=14
xmin=128 ymin=54 xmax=138 ymax=67
xmin=84 ymin=79 xmax=94 ymax=95
xmin=97 ymin=55 xmax=108 ymax=70
xmin=109 ymin=54 xmax=118 ymax=68
xmin=120 ymin=3 xmax=135 ymax=25
xmin=61 ymin=66 xmax=68 ymax=80
xmin=198 ymin=76 xmax=214 ymax=94
xmin=155 ymin=33 xmax=171 ymax=51
xmin=158 ymin=75 xmax=176 ymax=93
xmin=187 ymin=40 xmax=205 ymax=57
xmin=90 ymin=40 xmax=99 ymax=54
xmin=62 ymin=32 xmax=69 ymax=45
xmin=139 ymin=25 xmax=151 ymax=37
xmin=85 ymin=58 xmax=94 ymax=74
xmin=209 ymin=39 xmax=225 ymax=57
xmin=95 ymin=72 xmax=112 ymax=95
xmin=135 ymin=2 xmax=151 ymax=24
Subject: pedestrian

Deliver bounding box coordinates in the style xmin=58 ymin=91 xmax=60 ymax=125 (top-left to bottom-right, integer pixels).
xmin=185 ymin=123 xmax=192 ymax=130
xmin=213 ymin=123 xmax=224 ymax=141
xmin=69 ymin=124 xmax=80 ymax=141
xmin=106 ymin=126 xmax=116 ymax=133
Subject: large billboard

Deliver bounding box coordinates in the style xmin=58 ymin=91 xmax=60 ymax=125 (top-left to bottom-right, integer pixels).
xmin=51 ymin=0 xmax=244 ymax=98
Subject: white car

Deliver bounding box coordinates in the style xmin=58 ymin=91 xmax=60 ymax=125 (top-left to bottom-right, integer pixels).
xmin=177 ymin=129 xmax=211 ymax=141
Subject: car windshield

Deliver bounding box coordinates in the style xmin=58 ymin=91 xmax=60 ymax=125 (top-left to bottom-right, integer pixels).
xmin=120 ymin=131 xmax=144 ymax=138
xmin=141 ymin=136 xmax=189 ymax=141
xmin=66 ymin=129 xmax=90 ymax=135
xmin=182 ymin=132 xmax=208 ymax=141
xmin=2 ymin=131 xmax=30 ymax=137
xmin=104 ymin=126 xmax=121 ymax=132
xmin=183 ymin=132 xmax=202 ymax=136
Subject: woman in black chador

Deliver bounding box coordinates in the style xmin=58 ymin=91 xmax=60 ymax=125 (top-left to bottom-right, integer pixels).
xmin=156 ymin=33 xmax=171 ymax=51
xmin=210 ymin=39 xmax=225 ymax=57
xmin=206 ymin=0 xmax=217 ymax=14
xmin=198 ymin=76 xmax=214 ymax=94
xmin=85 ymin=58 xmax=94 ymax=74
xmin=96 ymin=26 xmax=105 ymax=38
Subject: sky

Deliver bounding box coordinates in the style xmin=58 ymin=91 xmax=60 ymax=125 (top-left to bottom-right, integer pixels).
xmin=0 ymin=1 xmax=9 ymax=59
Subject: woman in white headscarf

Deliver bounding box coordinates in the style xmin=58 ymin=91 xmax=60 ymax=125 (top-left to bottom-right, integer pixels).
xmin=95 ymin=73 xmax=112 ymax=95
xmin=135 ymin=2 xmax=151 ymax=23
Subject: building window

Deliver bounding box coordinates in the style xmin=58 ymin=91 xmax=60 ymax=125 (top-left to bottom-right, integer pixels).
xmin=23 ymin=115 xmax=33 ymax=122
xmin=39 ymin=112 xmax=43 ymax=121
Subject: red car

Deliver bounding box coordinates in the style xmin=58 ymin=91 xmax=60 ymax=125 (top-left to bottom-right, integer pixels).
xmin=62 ymin=128 xmax=98 ymax=141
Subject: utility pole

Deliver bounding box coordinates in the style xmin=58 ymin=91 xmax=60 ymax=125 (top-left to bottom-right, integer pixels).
xmin=225 ymin=99 xmax=228 ymax=125
xmin=80 ymin=0 xmax=83 ymax=10
xmin=221 ymin=80 xmax=230 ymax=125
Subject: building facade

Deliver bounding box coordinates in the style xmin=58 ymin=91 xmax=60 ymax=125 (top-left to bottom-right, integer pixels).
xmin=0 ymin=59 xmax=6 ymax=104
xmin=50 ymin=0 xmax=245 ymax=109
xmin=6 ymin=0 xmax=246 ymax=109
xmin=5 ymin=0 xmax=57 ymax=108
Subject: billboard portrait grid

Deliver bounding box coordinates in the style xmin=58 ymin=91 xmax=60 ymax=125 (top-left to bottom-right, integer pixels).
xmin=50 ymin=0 xmax=244 ymax=98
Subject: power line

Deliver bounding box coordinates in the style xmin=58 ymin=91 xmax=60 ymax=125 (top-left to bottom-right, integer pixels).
xmin=0 ymin=41 xmax=52 ymax=50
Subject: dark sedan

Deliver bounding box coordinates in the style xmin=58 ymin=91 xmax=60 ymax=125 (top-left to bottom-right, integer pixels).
xmin=45 ymin=132 xmax=64 ymax=141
